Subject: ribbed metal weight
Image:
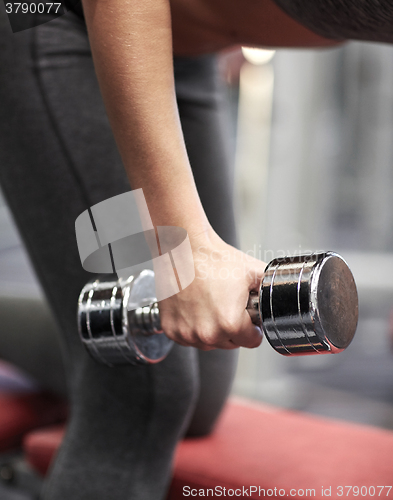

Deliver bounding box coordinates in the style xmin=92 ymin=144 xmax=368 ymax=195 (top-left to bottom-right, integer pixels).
xmin=77 ymin=270 xmax=173 ymax=366
xmin=77 ymin=252 xmax=358 ymax=365
xmin=258 ymin=252 xmax=358 ymax=355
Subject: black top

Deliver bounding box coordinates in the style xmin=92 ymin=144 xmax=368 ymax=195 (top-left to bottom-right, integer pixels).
xmin=273 ymin=0 xmax=393 ymax=43
xmin=64 ymin=0 xmax=84 ymax=19
xmin=64 ymin=0 xmax=393 ymax=43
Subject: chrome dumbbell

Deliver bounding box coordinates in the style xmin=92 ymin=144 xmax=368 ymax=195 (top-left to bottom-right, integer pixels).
xmin=77 ymin=252 xmax=358 ymax=366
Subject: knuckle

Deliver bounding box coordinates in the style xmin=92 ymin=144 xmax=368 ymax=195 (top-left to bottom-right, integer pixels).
xmin=187 ymin=330 xmax=201 ymax=345
xmin=177 ymin=328 xmax=197 ymax=345
xmin=220 ymin=316 xmax=241 ymax=337
xmin=198 ymin=328 xmax=220 ymax=347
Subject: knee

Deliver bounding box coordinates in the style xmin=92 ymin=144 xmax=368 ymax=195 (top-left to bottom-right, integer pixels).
xmin=68 ymin=343 xmax=200 ymax=447
xmin=186 ymin=349 xmax=239 ymax=437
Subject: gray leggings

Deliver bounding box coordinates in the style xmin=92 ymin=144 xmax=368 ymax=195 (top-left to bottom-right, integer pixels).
xmin=0 ymin=7 xmax=238 ymax=500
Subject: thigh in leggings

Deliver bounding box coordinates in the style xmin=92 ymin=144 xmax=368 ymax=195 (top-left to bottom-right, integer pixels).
xmin=0 ymin=7 xmax=238 ymax=499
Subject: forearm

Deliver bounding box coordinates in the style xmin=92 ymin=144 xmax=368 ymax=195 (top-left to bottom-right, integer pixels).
xmin=81 ymin=0 xmax=210 ymax=237
xmin=79 ymin=0 xmax=266 ymax=351
xmin=273 ymin=0 xmax=393 ymax=42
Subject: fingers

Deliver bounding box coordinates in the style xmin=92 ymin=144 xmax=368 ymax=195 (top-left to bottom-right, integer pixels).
xmin=162 ymin=309 xmax=263 ymax=351
xmin=229 ymin=312 xmax=263 ymax=349
xmin=245 ymin=259 xmax=267 ymax=292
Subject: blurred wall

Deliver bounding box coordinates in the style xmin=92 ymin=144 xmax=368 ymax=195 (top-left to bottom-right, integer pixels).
xmin=233 ymin=42 xmax=393 ymax=428
xmin=265 ymin=42 xmax=393 ymax=255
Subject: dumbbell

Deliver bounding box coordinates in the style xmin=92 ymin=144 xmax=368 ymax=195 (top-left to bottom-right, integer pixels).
xmin=77 ymin=251 xmax=358 ymax=366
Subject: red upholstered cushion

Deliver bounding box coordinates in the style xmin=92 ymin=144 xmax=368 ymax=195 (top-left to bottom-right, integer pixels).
xmin=23 ymin=398 xmax=393 ymax=499
xmin=24 ymin=424 xmax=65 ymax=476
xmin=168 ymin=398 xmax=393 ymax=499
xmin=0 ymin=392 xmax=67 ymax=452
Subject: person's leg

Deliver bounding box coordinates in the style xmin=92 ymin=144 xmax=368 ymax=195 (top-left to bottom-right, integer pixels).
xmin=0 ymin=6 xmax=238 ymax=499
xmin=0 ymin=10 xmax=198 ymax=499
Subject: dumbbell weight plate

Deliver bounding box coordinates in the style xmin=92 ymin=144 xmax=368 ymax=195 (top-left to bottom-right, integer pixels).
xmin=260 ymin=252 xmax=358 ymax=355
xmin=77 ymin=270 xmax=173 ymax=366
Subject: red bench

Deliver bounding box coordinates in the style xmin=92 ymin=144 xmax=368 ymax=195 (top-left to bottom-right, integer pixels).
xmin=22 ymin=397 xmax=393 ymax=499
xmin=0 ymin=391 xmax=66 ymax=452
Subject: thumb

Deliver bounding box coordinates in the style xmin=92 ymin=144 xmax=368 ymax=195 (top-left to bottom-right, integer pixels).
xmin=246 ymin=259 xmax=267 ymax=292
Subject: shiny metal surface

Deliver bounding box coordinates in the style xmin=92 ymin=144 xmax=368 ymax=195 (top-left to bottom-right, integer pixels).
xmin=260 ymin=252 xmax=358 ymax=355
xmin=246 ymin=292 xmax=261 ymax=327
xmin=77 ymin=270 xmax=172 ymax=366
xmin=77 ymin=252 xmax=358 ymax=365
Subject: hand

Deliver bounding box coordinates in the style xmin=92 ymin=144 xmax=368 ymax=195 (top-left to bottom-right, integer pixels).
xmin=158 ymin=229 xmax=266 ymax=350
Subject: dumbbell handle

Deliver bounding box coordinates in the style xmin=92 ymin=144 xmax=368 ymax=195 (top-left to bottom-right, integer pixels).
xmin=246 ymin=292 xmax=261 ymax=326
xmin=132 ymin=290 xmax=262 ymax=336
